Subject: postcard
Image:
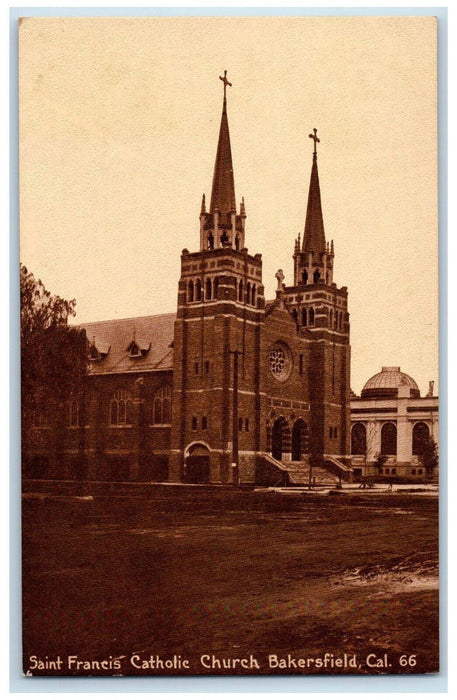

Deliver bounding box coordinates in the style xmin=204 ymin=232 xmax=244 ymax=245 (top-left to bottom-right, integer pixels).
xmin=19 ymin=15 xmax=439 ymax=677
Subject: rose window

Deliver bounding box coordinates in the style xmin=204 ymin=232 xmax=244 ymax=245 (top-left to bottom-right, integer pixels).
xmin=269 ymin=343 xmax=292 ymax=381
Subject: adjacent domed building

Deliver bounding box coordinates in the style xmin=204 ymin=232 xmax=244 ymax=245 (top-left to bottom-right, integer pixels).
xmin=361 ymin=367 xmax=421 ymax=399
xmin=350 ymin=367 xmax=438 ymax=481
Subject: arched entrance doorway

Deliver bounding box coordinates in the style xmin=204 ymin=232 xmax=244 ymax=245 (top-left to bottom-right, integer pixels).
xmin=271 ymin=417 xmax=290 ymax=461
xmin=291 ymin=419 xmax=309 ymax=461
xmin=184 ymin=443 xmax=211 ymax=483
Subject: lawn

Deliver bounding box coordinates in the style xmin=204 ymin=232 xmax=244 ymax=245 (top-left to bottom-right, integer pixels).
xmin=22 ymin=483 xmax=439 ymax=676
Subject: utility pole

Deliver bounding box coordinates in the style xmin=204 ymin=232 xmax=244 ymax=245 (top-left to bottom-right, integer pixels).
xmin=232 ymin=350 xmax=239 ymax=485
xmin=229 ymin=349 xmax=241 ymax=485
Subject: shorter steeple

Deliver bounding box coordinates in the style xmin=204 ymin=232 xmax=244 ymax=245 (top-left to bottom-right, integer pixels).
xmin=293 ymin=129 xmax=334 ymax=287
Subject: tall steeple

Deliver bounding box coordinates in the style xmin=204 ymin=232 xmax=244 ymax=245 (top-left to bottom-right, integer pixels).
xmin=293 ymin=129 xmax=334 ymax=287
xmin=302 ymin=129 xmax=326 ymax=255
xmin=199 ymin=71 xmax=246 ymax=252
xmin=210 ymin=71 xmax=236 ymax=214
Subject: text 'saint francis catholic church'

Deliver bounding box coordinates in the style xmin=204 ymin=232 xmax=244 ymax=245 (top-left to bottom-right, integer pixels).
xmin=27 ymin=72 xmax=357 ymax=486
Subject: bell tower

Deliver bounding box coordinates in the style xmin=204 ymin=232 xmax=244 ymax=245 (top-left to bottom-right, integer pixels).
xmin=169 ymin=72 xmax=265 ymax=485
xmin=285 ymin=129 xmax=351 ymax=468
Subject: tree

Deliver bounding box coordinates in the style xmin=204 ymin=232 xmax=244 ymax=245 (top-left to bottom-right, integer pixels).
xmin=417 ymin=434 xmax=439 ymax=478
xmin=21 ymin=264 xmax=88 ymax=432
xmin=373 ymin=452 xmax=387 ymax=475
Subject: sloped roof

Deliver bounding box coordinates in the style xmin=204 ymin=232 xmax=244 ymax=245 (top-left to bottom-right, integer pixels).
xmin=265 ymin=296 xmax=297 ymax=322
xmin=79 ymin=313 xmax=175 ymax=375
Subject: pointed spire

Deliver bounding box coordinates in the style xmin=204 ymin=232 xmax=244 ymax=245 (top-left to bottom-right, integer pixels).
xmin=210 ymin=71 xmax=236 ymax=215
xmin=240 ymin=196 xmax=246 ymax=217
xmin=200 ymin=193 xmax=206 ymax=214
xmin=294 ymin=234 xmax=299 ymax=253
xmin=302 ymin=128 xmax=326 ymax=255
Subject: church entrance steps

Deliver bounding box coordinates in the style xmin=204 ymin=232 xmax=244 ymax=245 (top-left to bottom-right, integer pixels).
xmin=322 ymin=456 xmax=353 ymax=482
xmin=254 ymin=454 xmax=346 ymax=487
xmin=285 ymin=462 xmax=340 ymax=487
xmin=255 ymin=453 xmax=291 ymax=486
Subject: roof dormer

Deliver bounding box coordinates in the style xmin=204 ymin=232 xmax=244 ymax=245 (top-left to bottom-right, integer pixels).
xmin=127 ymin=338 xmax=151 ymax=358
xmin=89 ymin=338 xmax=110 ymax=362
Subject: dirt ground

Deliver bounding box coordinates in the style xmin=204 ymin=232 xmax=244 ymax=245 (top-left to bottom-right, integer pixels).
xmin=21 ymin=483 xmax=439 ymax=676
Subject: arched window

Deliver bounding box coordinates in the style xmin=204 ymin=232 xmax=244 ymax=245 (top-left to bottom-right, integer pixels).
xmin=302 ymin=308 xmax=307 ymax=326
xmin=205 ymin=278 xmax=212 ymax=301
xmin=251 ymin=284 xmax=256 ymax=306
xmin=381 ymin=422 xmax=397 ymax=455
xmin=188 ymin=280 xmax=194 ymax=302
xmin=235 ymin=234 xmax=240 ymax=251
xmin=246 ymin=282 xmax=251 ymax=304
xmin=238 ymin=279 xmax=244 ymax=302
xmin=313 ymin=268 xmax=320 ymax=283
xmin=412 ymin=422 xmax=430 ymax=455
xmin=68 ymin=399 xmax=79 ymax=427
xmin=153 ymin=386 xmax=172 ymax=425
xmin=329 ymin=309 xmax=334 ymax=329
xmin=207 ymin=232 xmax=214 ymax=250
xmin=302 ymin=269 xmax=308 ymax=284
xmin=351 ymin=422 xmax=367 ymax=455
xmin=309 ymin=307 xmax=315 ymax=326
xmin=213 ymin=277 xmax=219 ymax=299
xmin=110 ymin=390 xmax=133 ymax=426
xmin=195 ymin=279 xmax=202 ymax=301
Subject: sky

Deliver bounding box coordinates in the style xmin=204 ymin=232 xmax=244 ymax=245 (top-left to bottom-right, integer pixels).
xmin=18 ymin=15 xmax=438 ymax=396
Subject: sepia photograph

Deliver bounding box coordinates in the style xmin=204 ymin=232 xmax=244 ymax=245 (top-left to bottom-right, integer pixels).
xmin=18 ymin=14 xmax=439 ymax=678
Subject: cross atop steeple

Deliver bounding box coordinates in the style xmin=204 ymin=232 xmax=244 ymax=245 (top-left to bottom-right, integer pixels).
xmin=309 ymin=128 xmax=320 ymax=156
xmin=301 ymin=127 xmax=326 ymax=256
xmin=219 ymin=70 xmax=232 ymax=101
xmin=210 ymin=70 xmax=236 ymax=214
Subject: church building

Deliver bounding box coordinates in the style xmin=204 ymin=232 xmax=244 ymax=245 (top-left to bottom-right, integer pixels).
xmin=25 ymin=74 xmax=352 ymax=486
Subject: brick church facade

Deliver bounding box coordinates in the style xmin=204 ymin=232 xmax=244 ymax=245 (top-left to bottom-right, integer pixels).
xmin=24 ymin=78 xmax=352 ymax=486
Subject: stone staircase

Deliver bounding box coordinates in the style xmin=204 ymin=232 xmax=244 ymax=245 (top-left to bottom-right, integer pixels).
xmin=322 ymin=455 xmax=353 ymax=482
xmin=255 ymin=453 xmax=352 ymax=487
xmin=286 ymin=462 xmax=339 ymax=486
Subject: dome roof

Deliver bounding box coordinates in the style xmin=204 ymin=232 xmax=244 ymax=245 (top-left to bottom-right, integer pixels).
xmin=361 ymin=366 xmax=420 ymax=399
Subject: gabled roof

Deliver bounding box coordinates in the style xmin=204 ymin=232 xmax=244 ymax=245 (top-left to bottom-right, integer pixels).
xmin=265 ymin=296 xmax=297 ymax=323
xmin=79 ymin=313 xmax=175 ymax=375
